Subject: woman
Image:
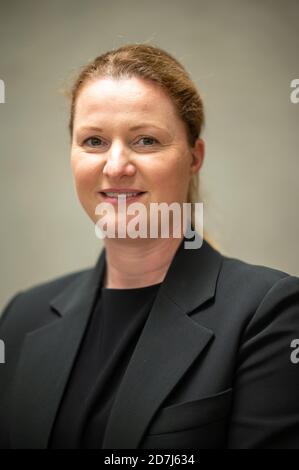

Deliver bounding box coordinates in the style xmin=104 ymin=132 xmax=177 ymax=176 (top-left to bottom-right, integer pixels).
xmin=0 ymin=44 xmax=299 ymax=449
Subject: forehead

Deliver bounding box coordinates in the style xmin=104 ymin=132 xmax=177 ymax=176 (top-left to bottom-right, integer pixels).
xmin=73 ymin=77 xmax=181 ymax=130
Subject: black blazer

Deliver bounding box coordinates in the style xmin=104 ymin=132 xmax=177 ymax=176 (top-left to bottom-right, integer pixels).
xmin=1 ymin=238 xmax=299 ymax=449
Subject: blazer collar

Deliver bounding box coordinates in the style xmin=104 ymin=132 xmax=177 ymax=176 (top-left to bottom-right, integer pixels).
xmin=10 ymin=236 xmax=223 ymax=449
xmin=50 ymin=233 xmax=223 ymax=318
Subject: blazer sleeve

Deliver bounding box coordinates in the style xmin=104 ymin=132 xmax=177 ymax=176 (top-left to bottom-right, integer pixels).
xmin=0 ymin=292 xmax=25 ymax=449
xmin=227 ymin=275 xmax=299 ymax=449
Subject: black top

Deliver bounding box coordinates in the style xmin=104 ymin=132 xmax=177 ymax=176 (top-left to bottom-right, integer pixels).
xmin=48 ymin=280 xmax=162 ymax=449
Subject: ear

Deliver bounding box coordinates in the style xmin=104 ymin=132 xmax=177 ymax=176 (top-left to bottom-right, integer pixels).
xmin=190 ymin=138 xmax=205 ymax=175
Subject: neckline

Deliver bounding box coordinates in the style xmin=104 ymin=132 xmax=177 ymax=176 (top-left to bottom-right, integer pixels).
xmin=101 ymin=282 xmax=162 ymax=293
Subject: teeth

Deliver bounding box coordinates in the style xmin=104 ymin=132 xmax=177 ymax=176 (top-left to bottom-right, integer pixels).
xmin=104 ymin=192 xmax=140 ymax=197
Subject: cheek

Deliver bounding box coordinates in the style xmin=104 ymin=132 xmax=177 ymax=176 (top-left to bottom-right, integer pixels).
xmin=151 ymin=155 xmax=191 ymax=192
xmin=71 ymin=153 xmax=100 ymax=192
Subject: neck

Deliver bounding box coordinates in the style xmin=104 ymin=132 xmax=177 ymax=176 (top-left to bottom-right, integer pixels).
xmin=102 ymin=236 xmax=184 ymax=289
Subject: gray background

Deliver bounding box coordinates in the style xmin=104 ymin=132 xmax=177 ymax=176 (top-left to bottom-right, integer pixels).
xmin=0 ymin=0 xmax=298 ymax=311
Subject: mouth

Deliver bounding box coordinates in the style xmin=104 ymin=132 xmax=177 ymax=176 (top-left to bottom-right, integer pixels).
xmin=98 ymin=191 xmax=147 ymax=203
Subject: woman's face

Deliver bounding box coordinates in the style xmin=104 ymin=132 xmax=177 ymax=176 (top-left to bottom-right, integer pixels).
xmin=71 ymin=76 xmax=204 ymax=236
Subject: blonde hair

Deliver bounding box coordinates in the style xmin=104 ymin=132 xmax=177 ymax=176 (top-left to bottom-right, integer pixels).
xmin=66 ymin=43 xmax=219 ymax=250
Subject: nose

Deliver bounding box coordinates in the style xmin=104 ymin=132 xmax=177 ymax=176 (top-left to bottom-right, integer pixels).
xmin=102 ymin=140 xmax=136 ymax=178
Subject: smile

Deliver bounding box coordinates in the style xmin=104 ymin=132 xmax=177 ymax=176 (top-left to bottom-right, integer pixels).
xmin=99 ymin=192 xmax=147 ymax=204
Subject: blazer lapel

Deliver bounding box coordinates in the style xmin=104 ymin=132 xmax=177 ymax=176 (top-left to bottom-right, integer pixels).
xmin=10 ymin=250 xmax=106 ymax=449
xmin=10 ymin=236 xmax=223 ymax=449
xmin=102 ymin=237 xmax=223 ymax=448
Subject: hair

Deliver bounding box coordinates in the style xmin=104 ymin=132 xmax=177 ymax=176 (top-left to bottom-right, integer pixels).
xmin=66 ymin=43 xmax=219 ymax=249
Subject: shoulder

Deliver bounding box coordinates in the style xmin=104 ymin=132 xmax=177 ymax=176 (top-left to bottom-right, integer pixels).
xmin=200 ymin=238 xmax=296 ymax=302
xmin=196 ymin=243 xmax=299 ymax=334
xmin=0 ymin=267 xmax=91 ymax=334
xmin=215 ymin=251 xmax=299 ymax=341
xmin=217 ymin=248 xmax=298 ymax=298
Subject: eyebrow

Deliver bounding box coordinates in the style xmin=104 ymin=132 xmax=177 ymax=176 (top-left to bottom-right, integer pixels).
xmin=77 ymin=123 xmax=168 ymax=133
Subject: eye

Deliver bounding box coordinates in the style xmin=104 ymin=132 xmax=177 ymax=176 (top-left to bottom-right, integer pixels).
xmin=136 ymin=136 xmax=160 ymax=146
xmin=83 ymin=136 xmax=105 ymax=148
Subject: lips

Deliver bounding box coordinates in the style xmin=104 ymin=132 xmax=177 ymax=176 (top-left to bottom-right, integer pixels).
xmin=100 ymin=191 xmax=145 ymax=196
xmin=98 ymin=192 xmax=146 ymax=204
